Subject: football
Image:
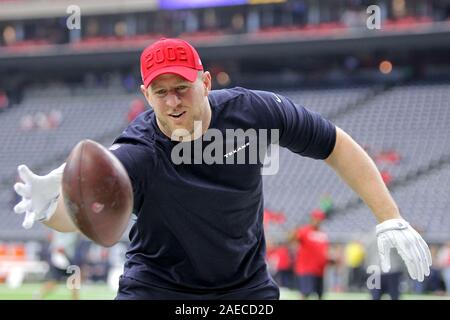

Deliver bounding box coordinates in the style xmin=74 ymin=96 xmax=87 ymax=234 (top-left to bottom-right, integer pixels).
xmin=62 ymin=139 xmax=133 ymax=247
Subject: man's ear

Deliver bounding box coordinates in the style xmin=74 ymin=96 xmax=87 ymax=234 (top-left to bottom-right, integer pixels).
xmin=140 ymin=84 xmax=148 ymax=98
xmin=140 ymin=85 xmax=153 ymax=109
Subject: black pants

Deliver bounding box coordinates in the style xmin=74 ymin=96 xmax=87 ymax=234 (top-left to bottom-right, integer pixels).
xmin=297 ymin=275 xmax=324 ymax=299
xmin=115 ymin=276 xmax=280 ymax=300
xmin=370 ymin=272 xmax=402 ymax=300
xmin=274 ymin=270 xmax=295 ymax=289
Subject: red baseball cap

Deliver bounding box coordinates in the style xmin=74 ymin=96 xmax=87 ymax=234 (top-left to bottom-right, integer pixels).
xmin=140 ymin=38 xmax=203 ymax=88
xmin=311 ymin=209 xmax=326 ymax=221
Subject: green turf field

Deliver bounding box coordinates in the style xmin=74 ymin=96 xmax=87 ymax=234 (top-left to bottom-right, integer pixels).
xmin=0 ymin=283 xmax=116 ymax=300
xmin=0 ymin=283 xmax=448 ymax=300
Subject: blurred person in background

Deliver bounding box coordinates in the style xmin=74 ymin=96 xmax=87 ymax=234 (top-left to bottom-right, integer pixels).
xmin=47 ymin=109 xmax=63 ymax=129
xmin=127 ymin=98 xmax=146 ymax=123
xmin=35 ymin=230 xmax=79 ymax=300
xmin=266 ymin=239 xmax=294 ymax=289
xmin=437 ymin=242 xmax=450 ymax=295
xmin=84 ymin=245 xmax=110 ymax=283
xmin=413 ymin=244 xmax=446 ymax=295
xmin=19 ymin=114 xmax=34 ymax=131
xmin=319 ymin=193 xmax=334 ymax=215
xmin=345 ymin=239 xmax=366 ymax=292
xmin=0 ymin=90 xmax=9 ymax=111
xmin=364 ymin=230 xmax=405 ymax=300
xmin=325 ymin=243 xmax=345 ymax=293
xmin=291 ymin=209 xmax=329 ymax=299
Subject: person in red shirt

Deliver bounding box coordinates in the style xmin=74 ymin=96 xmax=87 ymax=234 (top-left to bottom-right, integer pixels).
xmin=266 ymin=241 xmax=294 ymax=289
xmin=292 ymin=209 xmax=329 ymax=299
xmin=127 ymin=99 xmax=146 ymax=123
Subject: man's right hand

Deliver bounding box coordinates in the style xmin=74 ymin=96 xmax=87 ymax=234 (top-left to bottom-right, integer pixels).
xmin=13 ymin=163 xmax=66 ymax=229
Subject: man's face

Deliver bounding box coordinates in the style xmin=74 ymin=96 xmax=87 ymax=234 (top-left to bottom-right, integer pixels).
xmin=141 ymin=71 xmax=211 ymax=140
xmin=311 ymin=217 xmax=323 ymax=228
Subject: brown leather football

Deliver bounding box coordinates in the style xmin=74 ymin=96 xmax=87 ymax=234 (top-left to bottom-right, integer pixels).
xmin=62 ymin=139 xmax=133 ymax=247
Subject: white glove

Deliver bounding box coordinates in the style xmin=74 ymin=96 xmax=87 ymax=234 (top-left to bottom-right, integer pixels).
xmin=376 ymin=218 xmax=432 ymax=282
xmin=13 ymin=163 xmax=66 ymax=229
xmin=51 ymin=250 xmax=70 ymax=270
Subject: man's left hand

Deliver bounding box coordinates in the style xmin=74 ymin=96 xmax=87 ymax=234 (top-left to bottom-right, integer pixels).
xmin=376 ymin=218 xmax=432 ymax=282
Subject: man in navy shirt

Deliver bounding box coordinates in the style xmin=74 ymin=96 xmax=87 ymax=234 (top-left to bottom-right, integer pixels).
xmin=14 ymin=38 xmax=432 ymax=299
